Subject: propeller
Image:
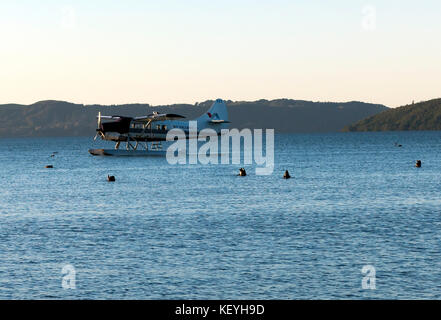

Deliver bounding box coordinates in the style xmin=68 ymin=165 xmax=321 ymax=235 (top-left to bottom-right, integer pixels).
xmin=94 ymin=112 xmax=102 ymax=141
xmin=98 ymin=111 xmax=102 ymax=129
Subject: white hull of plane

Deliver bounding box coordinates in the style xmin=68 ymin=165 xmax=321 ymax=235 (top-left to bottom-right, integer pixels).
xmin=88 ymin=148 xmax=167 ymax=156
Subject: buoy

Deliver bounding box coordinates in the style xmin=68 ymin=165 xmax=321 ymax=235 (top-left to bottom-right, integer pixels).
xmin=283 ymin=170 xmax=291 ymax=179
xmin=107 ymin=175 xmax=115 ymax=182
xmin=415 ymin=160 xmax=422 ymax=168
xmin=238 ymin=168 xmax=247 ymax=176
xmin=45 ymin=165 xmax=53 ymax=168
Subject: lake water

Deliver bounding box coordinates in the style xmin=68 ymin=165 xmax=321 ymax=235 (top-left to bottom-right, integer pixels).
xmin=1 ymin=132 xmax=441 ymax=299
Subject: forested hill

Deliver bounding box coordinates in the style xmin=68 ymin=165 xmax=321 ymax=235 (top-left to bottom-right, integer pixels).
xmin=343 ymin=98 xmax=441 ymax=132
xmin=0 ymin=99 xmax=387 ymax=138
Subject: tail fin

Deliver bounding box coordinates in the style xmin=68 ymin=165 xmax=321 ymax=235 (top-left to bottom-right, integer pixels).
xmin=198 ymin=99 xmax=229 ymax=123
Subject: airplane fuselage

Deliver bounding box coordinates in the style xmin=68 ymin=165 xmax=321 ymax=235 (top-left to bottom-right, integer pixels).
xmin=95 ymin=99 xmax=229 ymax=142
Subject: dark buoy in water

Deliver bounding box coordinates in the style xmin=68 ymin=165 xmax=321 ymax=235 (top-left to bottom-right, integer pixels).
xmin=415 ymin=160 xmax=422 ymax=168
xmin=45 ymin=165 xmax=53 ymax=168
xmin=283 ymin=170 xmax=291 ymax=179
xmin=238 ymin=168 xmax=247 ymax=176
xmin=394 ymin=142 xmax=402 ymax=147
xmin=107 ymin=175 xmax=115 ymax=182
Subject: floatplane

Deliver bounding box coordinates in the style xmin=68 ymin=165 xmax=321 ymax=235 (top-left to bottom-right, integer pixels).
xmin=89 ymin=99 xmax=229 ymax=156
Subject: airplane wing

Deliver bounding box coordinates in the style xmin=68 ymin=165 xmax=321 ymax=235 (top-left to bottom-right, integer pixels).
xmin=133 ymin=113 xmax=185 ymax=122
xmin=97 ymin=113 xmax=185 ymax=122
xmin=97 ymin=115 xmax=132 ymax=121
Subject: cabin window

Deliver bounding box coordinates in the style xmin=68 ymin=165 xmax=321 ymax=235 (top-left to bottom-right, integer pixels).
xmin=156 ymin=125 xmax=160 ymax=130
xmin=162 ymin=125 xmax=167 ymax=131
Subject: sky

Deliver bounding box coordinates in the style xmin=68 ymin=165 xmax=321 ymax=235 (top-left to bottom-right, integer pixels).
xmin=0 ymin=0 xmax=440 ymax=107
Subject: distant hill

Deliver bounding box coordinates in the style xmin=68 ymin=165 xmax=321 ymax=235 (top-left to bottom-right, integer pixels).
xmin=343 ymin=98 xmax=441 ymax=132
xmin=0 ymin=99 xmax=388 ymax=138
